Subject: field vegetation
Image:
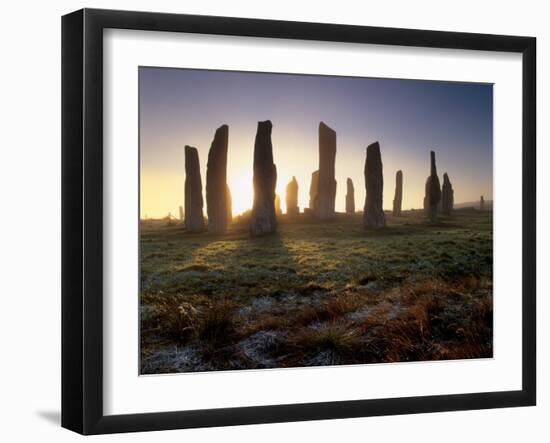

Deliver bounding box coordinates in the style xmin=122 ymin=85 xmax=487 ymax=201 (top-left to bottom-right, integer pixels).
xmin=140 ymin=209 xmax=493 ymax=373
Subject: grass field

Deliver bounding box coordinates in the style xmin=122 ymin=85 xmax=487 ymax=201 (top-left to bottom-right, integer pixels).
xmin=140 ymin=209 xmax=493 ymax=374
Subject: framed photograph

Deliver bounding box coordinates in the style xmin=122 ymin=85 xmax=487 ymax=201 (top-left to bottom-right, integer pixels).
xmin=62 ymin=8 xmax=536 ymax=435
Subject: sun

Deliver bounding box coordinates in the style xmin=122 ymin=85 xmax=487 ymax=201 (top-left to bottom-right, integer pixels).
xmin=228 ymin=171 xmax=254 ymax=216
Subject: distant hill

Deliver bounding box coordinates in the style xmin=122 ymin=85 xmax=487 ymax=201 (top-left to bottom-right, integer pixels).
xmin=454 ymin=200 xmax=493 ymax=210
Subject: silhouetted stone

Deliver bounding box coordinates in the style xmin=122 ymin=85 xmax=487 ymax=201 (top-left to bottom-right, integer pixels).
xmin=184 ymin=145 xmax=205 ymax=232
xmin=226 ymin=185 xmax=233 ymax=224
xmin=250 ymin=121 xmax=277 ymax=236
xmin=363 ymin=142 xmax=386 ymax=228
xmin=392 ymin=170 xmax=403 ymax=217
xmin=206 ymin=125 xmax=229 ymax=233
xmin=179 ymin=205 xmax=184 ymax=221
xmin=274 ymin=194 xmax=282 ymax=216
xmin=314 ymin=122 xmax=337 ymax=219
xmin=286 ymin=176 xmax=299 ymax=216
xmin=480 ymin=195 xmax=485 ymax=210
xmin=309 ymin=170 xmax=319 ymax=211
xmin=424 ymin=151 xmax=442 ymax=222
xmin=345 ymin=178 xmax=355 ymax=214
xmin=441 ymin=173 xmax=454 ymax=215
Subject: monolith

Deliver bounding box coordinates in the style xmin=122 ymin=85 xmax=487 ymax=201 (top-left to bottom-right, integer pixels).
xmin=286 ymin=176 xmax=299 ymax=216
xmin=309 ymin=170 xmax=319 ymax=211
xmin=179 ymin=205 xmax=184 ymax=221
xmin=184 ymin=145 xmax=205 ymax=232
xmin=250 ymin=120 xmax=277 ymax=236
xmin=363 ymin=142 xmax=386 ymax=228
xmin=345 ymin=178 xmax=355 ymax=214
xmin=314 ymin=122 xmax=337 ymax=219
xmin=424 ymin=151 xmax=442 ymax=222
xmin=392 ymin=170 xmax=403 ymax=217
xmin=206 ymin=125 xmax=229 ymax=233
xmin=480 ymin=195 xmax=485 ymax=210
xmin=441 ymin=173 xmax=454 ymax=215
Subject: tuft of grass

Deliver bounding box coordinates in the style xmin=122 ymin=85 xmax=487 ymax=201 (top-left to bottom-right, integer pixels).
xmin=286 ymin=321 xmax=363 ymax=363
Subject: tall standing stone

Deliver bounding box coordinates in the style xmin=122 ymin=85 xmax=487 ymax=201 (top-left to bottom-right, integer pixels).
xmin=480 ymin=195 xmax=485 ymax=210
xmin=274 ymin=194 xmax=282 ymax=216
xmin=250 ymin=121 xmax=277 ymax=236
xmin=363 ymin=142 xmax=386 ymax=228
xmin=309 ymin=170 xmax=319 ymax=211
xmin=179 ymin=205 xmax=184 ymax=221
xmin=314 ymin=122 xmax=337 ymax=219
xmin=424 ymin=151 xmax=442 ymax=222
xmin=392 ymin=170 xmax=403 ymax=217
xmin=345 ymin=178 xmax=355 ymax=214
xmin=206 ymin=125 xmax=229 ymax=233
xmin=441 ymin=173 xmax=454 ymax=215
xmin=286 ymin=176 xmax=299 ymax=216
xmin=184 ymin=145 xmax=205 ymax=232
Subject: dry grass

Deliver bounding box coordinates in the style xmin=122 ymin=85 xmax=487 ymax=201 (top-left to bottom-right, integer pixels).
xmin=140 ymin=210 xmax=493 ymax=373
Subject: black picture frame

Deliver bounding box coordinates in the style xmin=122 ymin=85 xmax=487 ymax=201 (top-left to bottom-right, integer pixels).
xmin=62 ymin=8 xmax=536 ymax=435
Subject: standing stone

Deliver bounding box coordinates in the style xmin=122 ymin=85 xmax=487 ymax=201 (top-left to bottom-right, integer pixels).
xmin=206 ymin=125 xmax=229 ymax=233
xmin=363 ymin=142 xmax=386 ymax=228
xmin=274 ymin=194 xmax=282 ymax=216
xmin=441 ymin=173 xmax=454 ymax=215
xmin=423 ymin=177 xmax=430 ymax=213
xmin=309 ymin=170 xmax=319 ymax=211
xmin=345 ymin=178 xmax=355 ymax=214
xmin=314 ymin=122 xmax=337 ymax=219
xmin=250 ymin=120 xmax=277 ymax=236
xmin=424 ymin=151 xmax=442 ymax=222
xmin=184 ymin=145 xmax=205 ymax=232
xmin=392 ymin=170 xmax=403 ymax=217
xmin=226 ymin=185 xmax=233 ymax=224
xmin=179 ymin=205 xmax=184 ymax=221
xmin=286 ymin=176 xmax=299 ymax=216
xmin=480 ymin=195 xmax=485 ymax=210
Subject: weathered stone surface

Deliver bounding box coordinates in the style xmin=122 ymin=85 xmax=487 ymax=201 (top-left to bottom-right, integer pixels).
xmin=286 ymin=176 xmax=299 ymax=216
xmin=250 ymin=120 xmax=277 ymax=236
xmin=206 ymin=125 xmax=229 ymax=233
xmin=345 ymin=178 xmax=355 ymax=214
xmin=424 ymin=151 xmax=442 ymax=222
xmin=179 ymin=205 xmax=184 ymax=221
xmin=392 ymin=170 xmax=403 ymax=217
xmin=314 ymin=122 xmax=337 ymax=219
xmin=274 ymin=194 xmax=282 ymax=216
xmin=363 ymin=142 xmax=386 ymax=228
xmin=309 ymin=170 xmax=319 ymax=211
xmin=480 ymin=195 xmax=485 ymax=210
xmin=441 ymin=172 xmax=454 ymax=215
xmin=184 ymin=145 xmax=205 ymax=232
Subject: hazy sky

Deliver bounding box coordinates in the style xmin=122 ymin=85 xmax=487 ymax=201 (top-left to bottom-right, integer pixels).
xmin=139 ymin=67 xmax=493 ymax=218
